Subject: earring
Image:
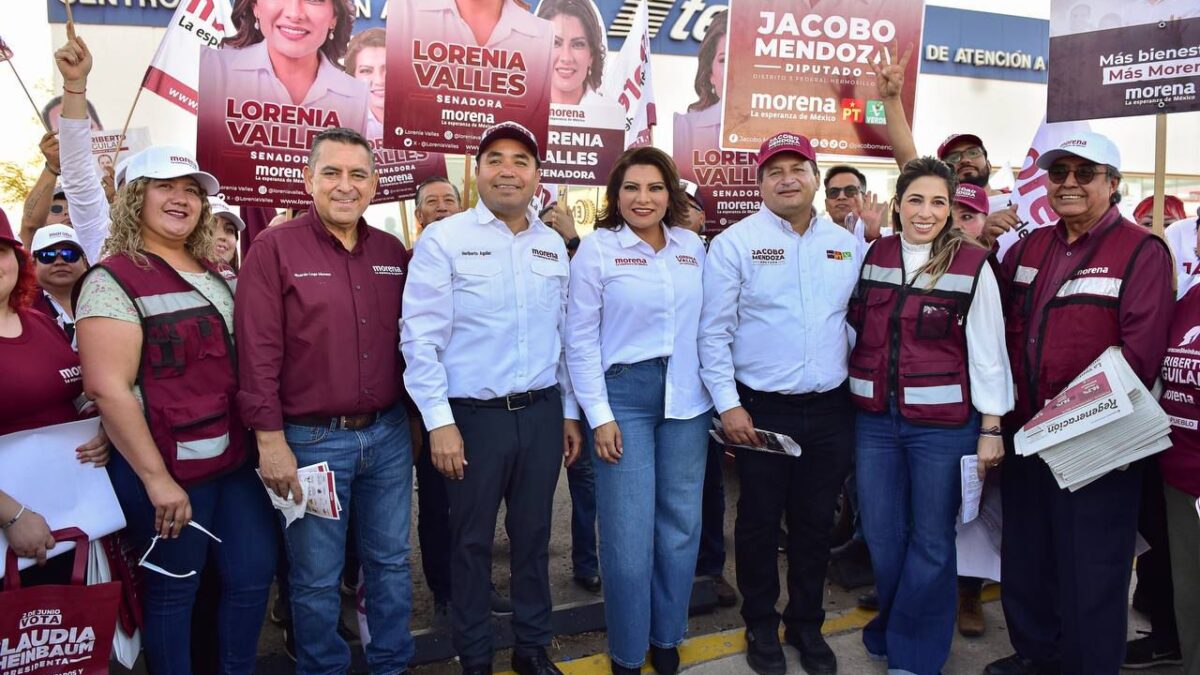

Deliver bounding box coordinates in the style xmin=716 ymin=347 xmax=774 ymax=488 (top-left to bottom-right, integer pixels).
xmin=254 ymin=18 xmax=259 ymax=31
xmin=328 ymin=28 xmax=335 ymax=41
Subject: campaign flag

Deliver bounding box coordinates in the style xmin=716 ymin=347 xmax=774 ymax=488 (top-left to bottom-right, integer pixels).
xmin=384 ymin=0 xmax=555 ymax=156
xmin=0 ymin=34 xmax=13 ymax=62
xmin=720 ymin=0 xmax=924 ymax=157
xmin=603 ymin=0 xmax=656 ymax=148
xmin=1047 ymin=0 xmax=1200 ymax=121
xmin=995 ymin=115 xmax=1092 ymax=259
xmin=142 ymin=0 xmax=232 ymax=114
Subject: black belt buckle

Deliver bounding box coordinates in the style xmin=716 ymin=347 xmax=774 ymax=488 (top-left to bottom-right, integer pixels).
xmin=505 ymin=391 xmax=533 ymax=411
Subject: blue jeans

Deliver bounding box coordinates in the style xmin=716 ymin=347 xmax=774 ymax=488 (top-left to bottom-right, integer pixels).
xmin=283 ymin=403 xmax=414 ymax=675
xmin=107 ymin=455 xmax=277 ymax=675
xmin=592 ymin=358 xmax=712 ymax=668
xmin=856 ymin=405 xmax=979 ymax=675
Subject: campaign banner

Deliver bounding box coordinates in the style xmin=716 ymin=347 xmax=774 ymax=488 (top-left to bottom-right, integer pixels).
xmin=372 ymin=145 xmax=450 ymax=203
xmin=196 ymin=0 xmax=373 ymax=207
xmin=142 ymin=0 xmax=233 ymax=114
xmin=1047 ymin=0 xmax=1200 ymax=121
xmin=673 ymin=9 xmax=758 ymax=233
xmin=543 ymin=105 xmax=627 ymax=186
xmin=719 ymin=0 xmax=924 ymax=158
xmin=384 ymin=0 xmax=554 ymax=156
xmin=602 ymin=0 xmax=656 ymax=148
xmin=90 ymin=128 xmax=151 ymax=179
xmin=995 ymin=116 xmax=1091 ymax=260
xmin=534 ymin=0 xmax=630 ymax=185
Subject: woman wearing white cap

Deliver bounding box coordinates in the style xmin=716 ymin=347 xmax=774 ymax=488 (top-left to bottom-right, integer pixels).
xmin=74 ymin=146 xmax=277 ymax=674
xmin=208 ymin=196 xmax=246 ymax=271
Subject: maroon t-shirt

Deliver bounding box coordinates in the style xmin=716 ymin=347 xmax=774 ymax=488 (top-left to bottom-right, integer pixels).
xmin=1160 ymin=285 xmax=1200 ymax=497
xmin=0 ymin=309 xmax=81 ymax=436
xmin=235 ymin=206 xmax=410 ymax=430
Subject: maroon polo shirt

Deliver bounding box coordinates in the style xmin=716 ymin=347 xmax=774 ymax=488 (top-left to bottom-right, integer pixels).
xmin=1001 ymin=206 xmax=1174 ymax=386
xmin=235 ymin=206 xmax=410 ymax=430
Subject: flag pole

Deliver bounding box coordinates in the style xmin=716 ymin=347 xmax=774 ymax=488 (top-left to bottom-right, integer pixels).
xmin=1151 ymin=112 xmax=1167 ymax=240
xmin=399 ymin=201 xmax=412 ymax=248
xmin=5 ymin=60 xmax=48 ymax=132
xmin=112 ymin=84 xmax=144 ymax=164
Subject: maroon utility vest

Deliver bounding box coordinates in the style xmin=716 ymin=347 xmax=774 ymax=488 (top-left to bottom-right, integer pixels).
xmin=848 ymin=235 xmax=993 ymax=427
xmin=1159 ymin=286 xmax=1200 ymax=497
xmin=1003 ymin=213 xmax=1163 ymax=426
xmin=76 ymin=252 xmax=246 ymax=486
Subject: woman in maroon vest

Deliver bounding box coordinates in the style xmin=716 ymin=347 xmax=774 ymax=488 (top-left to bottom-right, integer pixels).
xmin=1158 ymin=286 xmax=1200 ymax=675
xmin=848 ymin=157 xmax=1012 ymax=675
xmin=74 ymin=146 xmax=276 ymax=675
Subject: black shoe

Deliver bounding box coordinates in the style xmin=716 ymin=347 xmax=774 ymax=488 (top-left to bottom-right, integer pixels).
xmin=784 ymin=628 xmax=836 ymax=674
xmin=1123 ymin=634 xmax=1183 ymax=669
xmin=610 ymin=661 xmax=640 ymax=675
xmin=983 ymin=654 xmax=1042 ymax=675
xmin=491 ymin=585 xmax=513 ymax=616
xmin=512 ymin=649 xmax=563 ymax=675
xmin=744 ymin=626 xmax=786 ymax=675
xmin=856 ymin=589 xmax=878 ymax=611
xmin=573 ymin=575 xmax=602 ymax=594
xmin=712 ymin=575 xmax=737 ymax=607
xmin=462 ymin=665 xmax=493 ymax=675
xmin=650 ymin=645 xmax=680 ymax=675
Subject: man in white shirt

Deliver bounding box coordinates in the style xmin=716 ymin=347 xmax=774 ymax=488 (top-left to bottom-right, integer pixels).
xmin=401 ymin=121 xmax=582 ymax=675
xmin=699 ymin=132 xmax=859 ymax=675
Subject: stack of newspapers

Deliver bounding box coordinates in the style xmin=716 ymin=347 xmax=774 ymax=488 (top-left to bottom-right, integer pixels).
xmin=1014 ymin=347 xmax=1171 ymax=491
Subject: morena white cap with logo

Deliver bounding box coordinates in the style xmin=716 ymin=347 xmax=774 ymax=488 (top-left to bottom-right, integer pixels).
xmin=1035 ymin=131 xmax=1122 ymax=172
xmin=119 ymin=146 xmax=220 ymax=195
xmin=31 ymin=224 xmax=83 ymax=253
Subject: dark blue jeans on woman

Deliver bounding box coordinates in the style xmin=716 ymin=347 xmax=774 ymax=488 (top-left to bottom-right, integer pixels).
xmin=856 ymin=405 xmax=979 ymax=675
xmin=107 ymin=453 xmax=278 ymax=675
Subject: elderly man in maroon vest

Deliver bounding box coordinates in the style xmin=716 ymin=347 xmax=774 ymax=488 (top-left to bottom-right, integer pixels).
xmin=985 ymin=132 xmax=1174 ymax=675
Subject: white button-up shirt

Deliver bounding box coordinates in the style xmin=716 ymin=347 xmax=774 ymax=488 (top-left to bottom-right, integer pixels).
xmin=700 ymin=206 xmax=861 ymax=413
xmin=566 ymin=225 xmax=712 ymax=428
xmin=401 ymin=201 xmax=578 ymax=430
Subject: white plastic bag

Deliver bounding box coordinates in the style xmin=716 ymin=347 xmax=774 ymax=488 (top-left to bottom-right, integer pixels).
xmin=88 ymin=539 xmax=142 ymax=669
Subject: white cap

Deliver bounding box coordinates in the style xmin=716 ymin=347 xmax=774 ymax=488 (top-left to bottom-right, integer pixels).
xmin=1036 ymin=131 xmax=1122 ymax=172
xmin=121 ymin=145 xmax=219 ymax=195
xmin=31 ymin=224 xmax=83 ymax=253
xmin=208 ymin=196 xmax=246 ymax=232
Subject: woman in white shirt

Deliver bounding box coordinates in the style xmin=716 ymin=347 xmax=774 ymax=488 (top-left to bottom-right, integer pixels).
xmin=847 ymin=157 xmax=1013 ymax=675
xmin=566 ymin=147 xmax=712 ymax=675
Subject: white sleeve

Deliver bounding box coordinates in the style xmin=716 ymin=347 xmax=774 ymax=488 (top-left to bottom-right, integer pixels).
xmin=967 ymin=263 xmax=1015 ymax=417
xmin=400 ymin=232 xmax=457 ymax=431
xmin=698 ymin=233 xmax=744 ymax=414
xmin=58 ymin=118 xmax=110 ymax=263
xmin=565 ymin=236 xmax=611 ymax=427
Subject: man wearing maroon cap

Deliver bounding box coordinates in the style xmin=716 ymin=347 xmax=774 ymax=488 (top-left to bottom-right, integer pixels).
xmin=987 ymin=131 xmax=1174 ymax=675
xmin=402 ymin=121 xmax=581 ymax=675
xmin=700 ymin=132 xmax=859 ymax=675
xmin=235 ymin=127 xmax=416 ymax=675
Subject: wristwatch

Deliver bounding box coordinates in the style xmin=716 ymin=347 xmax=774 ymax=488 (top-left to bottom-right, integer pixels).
xmin=566 ymin=236 xmax=581 ymax=251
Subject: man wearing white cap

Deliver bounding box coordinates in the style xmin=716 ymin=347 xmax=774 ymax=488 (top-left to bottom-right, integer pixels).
xmin=402 ymin=121 xmax=581 ymax=675
xmin=986 ymin=131 xmax=1174 ymax=675
xmin=30 ymin=224 xmax=87 ymax=345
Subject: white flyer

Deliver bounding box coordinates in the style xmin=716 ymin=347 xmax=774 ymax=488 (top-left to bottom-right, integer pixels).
xmin=257 ymin=461 xmax=341 ymax=527
xmin=960 ymin=456 xmax=983 ymax=524
xmin=709 ymin=419 xmax=802 ymax=458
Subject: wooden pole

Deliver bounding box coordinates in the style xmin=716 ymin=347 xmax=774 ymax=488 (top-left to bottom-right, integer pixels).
xmin=112 ymin=85 xmax=144 ymax=164
xmin=1151 ymin=112 xmax=1167 ymax=239
xmin=399 ymin=202 xmax=412 ymax=248
xmin=63 ymin=0 xmax=75 ymax=32
xmin=6 ymin=60 xmax=48 ymax=132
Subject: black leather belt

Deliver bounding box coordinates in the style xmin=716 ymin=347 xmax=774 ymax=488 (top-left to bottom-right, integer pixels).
xmin=285 ymin=411 xmax=382 ymax=431
xmin=736 ymin=381 xmax=849 ymax=406
xmin=449 ymin=386 xmax=556 ymax=411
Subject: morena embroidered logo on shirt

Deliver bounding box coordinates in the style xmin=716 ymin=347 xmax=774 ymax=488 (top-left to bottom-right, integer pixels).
xmin=1074 ymin=266 xmax=1109 ymax=277
xmin=532 ymin=248 xmax=559 ymax=262
xmin=615 ymin=257 xmax=648 ymax=266
xmin=751 ymin=248 xmax=785 ymax=264
xmin=826 ymin=250 xmax=853 ymax=261
xmin=372 ymin=265 xmax=405 ymax=276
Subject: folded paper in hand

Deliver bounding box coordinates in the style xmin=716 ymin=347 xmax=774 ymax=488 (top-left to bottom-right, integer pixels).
xmin=1014 ymin=347 xmax=1171 ymax=491
xmin=258 ymin=462 xmax=342 ymax=527
xmin=709 ymin=419 xmax=802 ymax=457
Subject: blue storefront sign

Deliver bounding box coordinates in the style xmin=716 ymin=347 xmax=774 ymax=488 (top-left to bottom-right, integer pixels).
xmin=46 ymin=0 xmax=729 ymax=56
xmin=920 ymin=6 xmax=1049 ymax=84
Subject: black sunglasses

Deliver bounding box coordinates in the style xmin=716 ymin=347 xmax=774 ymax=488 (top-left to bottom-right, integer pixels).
xmin=1046 ymin=165 xmax=1109 ymax=185
xmin=34 ymin=247 xmax=83 ymax=264
xmin=827 ymin=186 xmax=861 ymax=199
xmin=49 ymin=203 xmax=68 ymax=215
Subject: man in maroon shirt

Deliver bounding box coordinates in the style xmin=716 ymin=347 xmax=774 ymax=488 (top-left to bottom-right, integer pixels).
xmin=235 ymin=127 xmax=416 ymax=675
xmin=987 ymin=132 xmax=1174 ymax=675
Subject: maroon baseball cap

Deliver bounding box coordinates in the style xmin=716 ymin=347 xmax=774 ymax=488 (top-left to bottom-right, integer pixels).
xmin=476 ymin=121 xmax=541 ymax=166
xmin=0 ymin=206 xmax=21 ymax=248
xmin=756 ymin=132 xmax=816 ymax=172
xmin=953 ymin=183 xmax=990 ymax=215
xmin=937 ymin=133 xmax=986 ymax=160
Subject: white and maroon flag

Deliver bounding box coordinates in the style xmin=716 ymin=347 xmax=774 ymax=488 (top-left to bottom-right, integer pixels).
xmin=142 ymin=0 xmax=232 ymax=114
xmin=603 ymin=0 xmax=656 ymax=148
